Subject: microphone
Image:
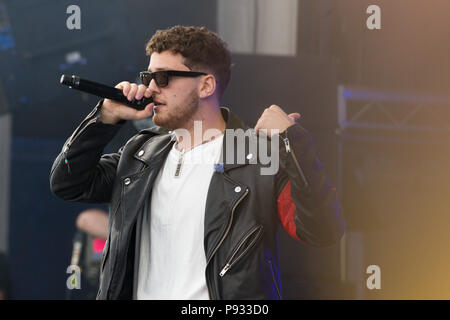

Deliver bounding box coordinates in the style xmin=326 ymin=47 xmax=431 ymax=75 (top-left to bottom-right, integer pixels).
xmin=70 ymin=231 xmax=84 ymax=267
xmin=60 ymin=74 xmax=153 ymax=110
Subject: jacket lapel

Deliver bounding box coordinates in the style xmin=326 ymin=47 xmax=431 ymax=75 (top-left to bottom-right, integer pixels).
xmin=204 ymin=171 xmax=249 ymax=261
xmin=204 ymin=107 xmax=252 ymax=260
xmin=120 ymin=133 xmax=175 ymax=226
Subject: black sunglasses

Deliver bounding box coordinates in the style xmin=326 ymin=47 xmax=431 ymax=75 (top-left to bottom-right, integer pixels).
xmin=139 ymin=70 xmax=207 ymax=88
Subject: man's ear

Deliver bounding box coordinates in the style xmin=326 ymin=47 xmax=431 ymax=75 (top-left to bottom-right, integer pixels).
xmin=199 ymin=74 xmax=216 ymax=99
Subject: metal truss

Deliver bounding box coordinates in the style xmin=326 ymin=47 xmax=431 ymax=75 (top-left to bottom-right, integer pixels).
xmin=337 ymin=86 xmax=450 ymax=133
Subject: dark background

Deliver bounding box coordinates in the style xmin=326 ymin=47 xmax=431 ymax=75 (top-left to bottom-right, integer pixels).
xmin=0 ymin=0 xmax=449 ymax=299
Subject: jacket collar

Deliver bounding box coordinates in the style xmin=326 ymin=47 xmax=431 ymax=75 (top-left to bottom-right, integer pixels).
xmin=132 ymin=130 xmax=174 ymax=166
xmin=219 ymin=107 xmax=255 ymax=172
xmin=221 ymin=106 xmax=248 ymax=131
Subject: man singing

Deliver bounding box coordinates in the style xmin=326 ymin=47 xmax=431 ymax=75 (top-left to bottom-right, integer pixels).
xmin=50 ymin=25 xmax=344 ymax=300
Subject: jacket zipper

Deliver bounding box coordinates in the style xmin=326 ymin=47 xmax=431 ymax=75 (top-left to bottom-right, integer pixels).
xmin=67 ymin=112 xmax=99 ymax=148
xmin=219 ymin=225 xmax=263 ymax=277
xmin=267 ymin=259 xmax=282 ymax=299
xmin=282 ymin=132 xmax=309 ymax=188
xmin=205 ymin=186 xmax=249 ymax=299
xmin=64 ymin=117 xmax=98 ymax=173
xmin=105 ymin=199 xmax=122 ymax=299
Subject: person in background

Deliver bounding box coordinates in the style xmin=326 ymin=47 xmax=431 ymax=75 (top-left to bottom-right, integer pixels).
xmin=76 ymin=208 xmax=108 ymax=240
xmin=67 ymin=209 xmax=108 ymax=300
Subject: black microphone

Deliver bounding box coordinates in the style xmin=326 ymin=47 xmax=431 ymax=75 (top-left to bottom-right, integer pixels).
xmin=60 ymin=74 xmax=153 ymax=110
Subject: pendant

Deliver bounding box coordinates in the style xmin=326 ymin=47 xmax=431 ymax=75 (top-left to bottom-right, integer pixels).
xmin=174 ymin=149 xmax=185 ymax=178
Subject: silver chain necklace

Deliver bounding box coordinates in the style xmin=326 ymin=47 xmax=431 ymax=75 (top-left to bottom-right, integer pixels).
xmin=173 ymin=133 xmax=223 ymax=178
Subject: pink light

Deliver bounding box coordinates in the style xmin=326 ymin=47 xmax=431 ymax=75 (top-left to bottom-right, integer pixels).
xmin=93 ymin=238 xmax=106 ymax=253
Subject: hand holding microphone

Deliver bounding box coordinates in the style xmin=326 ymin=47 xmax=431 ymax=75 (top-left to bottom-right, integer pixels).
xmin=60 ymin=75 xmax=154 ymax=124
xmin=100 ymin=81 xmax=154 ymax=125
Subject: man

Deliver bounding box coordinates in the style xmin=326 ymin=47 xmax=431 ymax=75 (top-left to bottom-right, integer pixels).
xmin=50 ymin=25 xmax=344 ymax=300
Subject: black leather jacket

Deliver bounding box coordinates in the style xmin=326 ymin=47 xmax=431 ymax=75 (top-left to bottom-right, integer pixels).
xmin=50 ymin=102 xmax=345 ymax=299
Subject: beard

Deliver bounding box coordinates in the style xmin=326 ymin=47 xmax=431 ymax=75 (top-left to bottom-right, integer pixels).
xmin=152 ymin=88 xmax=199 ymax=130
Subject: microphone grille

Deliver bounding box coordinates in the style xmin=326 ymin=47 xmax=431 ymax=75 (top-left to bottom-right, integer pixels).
xmin=60 ymin=74 xmax=74 ymax=86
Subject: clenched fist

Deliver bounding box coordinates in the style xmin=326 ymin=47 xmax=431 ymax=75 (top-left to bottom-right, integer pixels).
xmin=254 ymin=105 xmax=301 ymax=136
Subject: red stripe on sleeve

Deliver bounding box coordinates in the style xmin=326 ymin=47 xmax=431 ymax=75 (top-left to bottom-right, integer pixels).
xmin=277 ymin=181 xmax=302 ymax=242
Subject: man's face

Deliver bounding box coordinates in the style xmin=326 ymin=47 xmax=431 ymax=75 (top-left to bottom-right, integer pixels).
xmin=147 ymin=51 xmax=201 ymax=130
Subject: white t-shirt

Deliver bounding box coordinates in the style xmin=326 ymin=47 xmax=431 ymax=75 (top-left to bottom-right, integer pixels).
xmin=136 ymin=135 xmax=224 ymax=300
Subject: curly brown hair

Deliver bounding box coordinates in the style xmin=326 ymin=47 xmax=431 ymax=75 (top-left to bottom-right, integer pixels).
xmin=145 ymin=25 xmax=232 ymax=99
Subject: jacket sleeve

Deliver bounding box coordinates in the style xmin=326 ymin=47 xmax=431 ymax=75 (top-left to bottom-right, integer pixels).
xmin=275 ymin=123 xmax=345 ymax=247
xmin=49 ymin=101 xmax=125 ymax=204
